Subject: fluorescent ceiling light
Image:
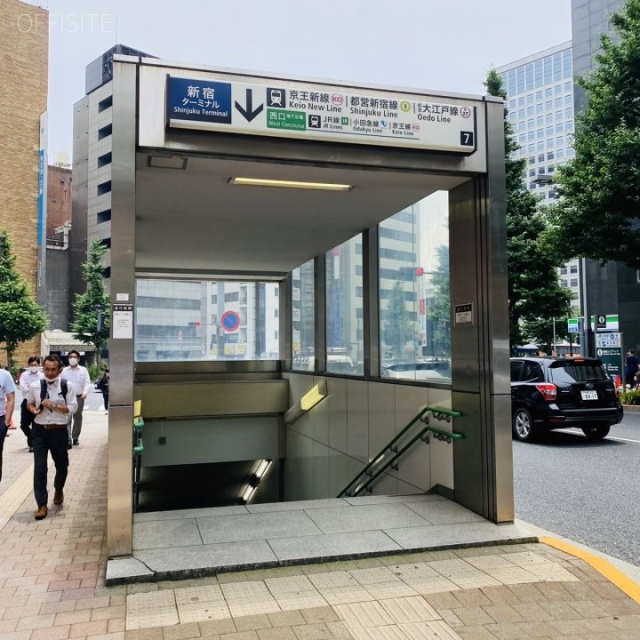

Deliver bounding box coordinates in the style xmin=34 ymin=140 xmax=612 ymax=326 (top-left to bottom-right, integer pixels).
xmin=255 ymin=459 xmax=272 ymax=480
xmin=229 ymin=177 xmax=352 ymax=191
xmin=241 ymin=485 xmax=256 ymax=503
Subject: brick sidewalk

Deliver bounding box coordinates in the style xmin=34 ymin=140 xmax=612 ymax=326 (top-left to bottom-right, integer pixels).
xmin=1 ymin=412 xmax=639 ymax=639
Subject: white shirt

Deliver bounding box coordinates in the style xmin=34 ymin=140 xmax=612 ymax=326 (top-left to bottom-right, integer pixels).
xmin=61 ymin=364 xmax=92 ymax=396
xmin=27 ymin=377 xmax=77 ymax=426
xmin=19 ymin=370 xmax=45 ymax=400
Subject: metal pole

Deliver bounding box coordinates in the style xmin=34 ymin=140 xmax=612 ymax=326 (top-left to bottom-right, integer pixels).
xmin=552 ymin=317 xmax=556 ymax=356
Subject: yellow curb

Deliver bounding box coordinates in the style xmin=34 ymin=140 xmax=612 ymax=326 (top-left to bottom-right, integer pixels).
xmin=540 ymin=537 xmax=640 ymax=604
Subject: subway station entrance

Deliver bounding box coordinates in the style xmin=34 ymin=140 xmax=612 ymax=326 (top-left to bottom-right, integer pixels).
xmin=104 ymin=54 xmax=515 ymax=573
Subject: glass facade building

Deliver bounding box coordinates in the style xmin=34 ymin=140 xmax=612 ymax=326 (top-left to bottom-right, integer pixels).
xmin=497 ymin=42 xmax=581 ymax=312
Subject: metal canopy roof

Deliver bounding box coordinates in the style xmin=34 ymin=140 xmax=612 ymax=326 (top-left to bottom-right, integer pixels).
xmin=134 ymin=153 xmax=469 ymax=279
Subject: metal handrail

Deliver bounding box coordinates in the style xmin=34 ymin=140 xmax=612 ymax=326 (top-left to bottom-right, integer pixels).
xmin=337 ymin=406 xmax=463 ymax=498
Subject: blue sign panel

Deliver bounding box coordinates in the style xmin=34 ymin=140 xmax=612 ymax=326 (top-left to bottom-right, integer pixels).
xmin=221 ymin=310 xmax=240 ymax=333
xmin=167 ymin=77 xmax=232 ymax=126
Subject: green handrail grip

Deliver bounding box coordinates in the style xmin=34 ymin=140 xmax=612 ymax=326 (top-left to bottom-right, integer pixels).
xmin=133 ymin=440 xmax=144 ymax=454
xmin=423 ymin=425 xmax=463 ymax=440
xmin=422 ymin=407 xmax=462 ymax=418
xmin=134 ymin=417 xmax=144 ymax=428
xmin=337 ymin=405 xmax=463 ymax=498
xmin=351 ymin=428 xmax=427 ymax=496
xmin=337 ymin=405 xmax=430 ymax=497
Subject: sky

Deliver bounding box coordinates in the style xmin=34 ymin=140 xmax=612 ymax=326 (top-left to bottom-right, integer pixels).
xmin=40 ymin=0 xmax=572 ymax=160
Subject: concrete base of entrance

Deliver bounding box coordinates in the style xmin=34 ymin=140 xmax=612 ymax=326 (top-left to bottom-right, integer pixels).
xmin=106 ymin=495 xmax=537 ymax=585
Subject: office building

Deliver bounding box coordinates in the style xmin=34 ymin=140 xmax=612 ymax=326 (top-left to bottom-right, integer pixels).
xmin=570 ymin=0 xmax=640 ymax=354
xmin=497 ymin=43 xmax=582 ymax=315
xmin=0 ymin=0 xmax=48 ymax=365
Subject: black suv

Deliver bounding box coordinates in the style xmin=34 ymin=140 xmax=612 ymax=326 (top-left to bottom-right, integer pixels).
xmin=510 ymin=357 xmax=623 ymax=442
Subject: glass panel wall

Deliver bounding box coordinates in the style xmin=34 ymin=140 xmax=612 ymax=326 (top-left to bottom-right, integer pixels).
xmin=291 ymin=259 xmax=315 ymax=371
xmin=325 ymin=235 xmax=364 ymax=375
xmin=379 ymin=192 xmax=451 ymax=383
xmin=134 ymin=279 xmax=280 ymax=362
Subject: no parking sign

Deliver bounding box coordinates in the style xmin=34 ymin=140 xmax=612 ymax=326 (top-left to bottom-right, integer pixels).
xmin=220 ymin=310 xmax=240 ymax=332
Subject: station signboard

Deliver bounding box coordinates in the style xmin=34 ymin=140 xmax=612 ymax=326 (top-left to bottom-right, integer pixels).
xmin=166 ymin=75 xmax=477 ymax=154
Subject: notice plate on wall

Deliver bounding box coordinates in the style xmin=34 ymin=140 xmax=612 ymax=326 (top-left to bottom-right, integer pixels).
xmin=454 ymin=303 xmax=473 ymax=325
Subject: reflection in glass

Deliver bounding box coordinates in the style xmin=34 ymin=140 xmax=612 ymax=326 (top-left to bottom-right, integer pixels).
xmin=134 ymin=280 xmax=280 ymax=362
xmin=292 ymin=260 xmax=315 ymax=371
xmin=379 ymin=192 xmax=451 ymax=383
xmin=326 ymin=235 xmax=363 ymax=376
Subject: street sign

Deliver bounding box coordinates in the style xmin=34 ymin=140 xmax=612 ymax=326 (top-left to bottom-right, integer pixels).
xmin=220 ymin=310 xmax=240 ymax=333
xmin=591 ymin=314 xmax=619 ymax=332
xmin=595 ymin=331 xmax=623 ymax=379
xmin=567 ymin=318 xmax=580 ymax=334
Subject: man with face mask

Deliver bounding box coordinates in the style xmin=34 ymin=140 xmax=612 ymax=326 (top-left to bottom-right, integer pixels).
xmin=27 ymin=355 xmax=77 ymax=520
xmin=61 ymin=350 xmax=92 ymax=448
xmin=19 ymin=356 xmax=44 ymax=452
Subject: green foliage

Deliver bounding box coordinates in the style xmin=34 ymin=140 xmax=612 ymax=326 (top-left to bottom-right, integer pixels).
xmin=0 ymin=230 xmax=48 ymax=369
xmin=382 ymin=280 xmax=413 ymax=359
xmin=71 ymin=239 xmax=110 ymax=360
xmin=546 ymin=0 xmax=640 ymax=269
xmin=619 ymin=388 xmax=640 ymax=405
xmin=426 ymin=245 xmax=451 ymax=355
xmin=88 ymin=364 xmax=102 ymax=381
xmin=484 ymin=70 xmax=573 ymax=351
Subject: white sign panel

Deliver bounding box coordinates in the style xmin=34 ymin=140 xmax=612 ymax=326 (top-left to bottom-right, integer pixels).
xmin=454 ymin=303 xmax=473 ymax=325
xmin=112 ymin=304 xmax=133 ymax=340
xmin=166 ymin=76 xmax=477 ymax=153
xmin=595 ymin=332 xmax=621 ymax=348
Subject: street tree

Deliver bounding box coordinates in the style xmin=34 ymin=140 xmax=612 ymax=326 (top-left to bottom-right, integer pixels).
xmin=0 ymin=230 xmax=47 ymax=370
xmin=546 ymin=0 xmax=640 ymax=269
xmin=382 ymin=280 xmax=413 ymax=360
xmin=72 ymin=239 xmax=110 ymax=361
xmin=485 ymin=69 xmax=572 ymax=351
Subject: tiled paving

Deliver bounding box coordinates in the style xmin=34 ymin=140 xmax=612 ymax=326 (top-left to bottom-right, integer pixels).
xmin=1 ymin=407 xmax=639 ymax=639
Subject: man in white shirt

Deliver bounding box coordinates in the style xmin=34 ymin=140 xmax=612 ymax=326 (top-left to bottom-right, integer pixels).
xmin=19 ymin=356 xmax=44 ymax=452
xmin=0 ymin=366 xmax=16 ymax=485
xmin=61 ymin=350 xmax=92 ymax=448
xmin=27 ymin=355 xmax=77 ymax=520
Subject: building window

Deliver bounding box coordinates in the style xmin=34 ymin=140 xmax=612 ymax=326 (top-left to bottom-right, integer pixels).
xmin=570 ymin=279 xmax=578 ymax=287
xmin=570 ymin=265 xmax=578 ymax=274
xmin=98 ymin=95 xmax=113 ymax=112
xmin=98 ymin=124 xmax=112 ymax=139
xmin=97 ymin=181 xmax=111 ymax=196
xmin=98 ymin=152 xmax=112 ymax=168
xmin=97 ymin=209 xmax=111 ymax=224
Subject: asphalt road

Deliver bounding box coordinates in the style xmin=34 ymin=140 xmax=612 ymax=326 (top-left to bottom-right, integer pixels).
xmin=513 ymin=409 xmax=640 ymax=568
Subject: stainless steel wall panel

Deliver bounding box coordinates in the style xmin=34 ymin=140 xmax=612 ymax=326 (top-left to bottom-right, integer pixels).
xmin=346 ymin=379 xmax=369 ymax=463
xmin=448 ymin=97 xmax=513 ymax=524
xmin=107 ymin=61 xmax=138 ymax=557
xmin=368 ymin=382 xmax=396 ymax=461
xmin=314 ymin=254 xmax=326 ymax=374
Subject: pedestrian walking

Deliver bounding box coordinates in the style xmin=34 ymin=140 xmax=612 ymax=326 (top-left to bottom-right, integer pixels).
xmin=61 ymin=350 xmax=92 ymax=448
xmin=624 ymin=349 xmax=639 ymax=389
xmin=26 ymin=355 xmax=77 ymax=520
xmin=96 ymin=368 xmax=109 ymax=411
xmin=18 ymin=356 xmax=44 ymax=452
xmin=0 ymin=366 xmax=16 ymax=485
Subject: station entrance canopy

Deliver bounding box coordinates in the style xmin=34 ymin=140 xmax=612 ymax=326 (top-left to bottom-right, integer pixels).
xmin=106 ymin=54 xmax=511 ymax=558
xmin=133 ymin=60 xmax=490 ymax=279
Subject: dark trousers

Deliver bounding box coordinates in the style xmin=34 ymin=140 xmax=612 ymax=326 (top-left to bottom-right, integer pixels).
xmin=20 ymin=399 xmax=34 ymax=447
xmin=32 ymin=424 xmax=69 ymax=508
xmin=0 ymin=415 xmax=6 ymax=484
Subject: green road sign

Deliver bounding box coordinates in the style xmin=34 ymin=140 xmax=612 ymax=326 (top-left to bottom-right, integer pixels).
xmin=266 ymin=109 xmax=306 ymax=131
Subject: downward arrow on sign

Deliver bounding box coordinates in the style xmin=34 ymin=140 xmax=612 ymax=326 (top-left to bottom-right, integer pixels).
xmin=235 ymin=89 xmax=264 ymax=122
